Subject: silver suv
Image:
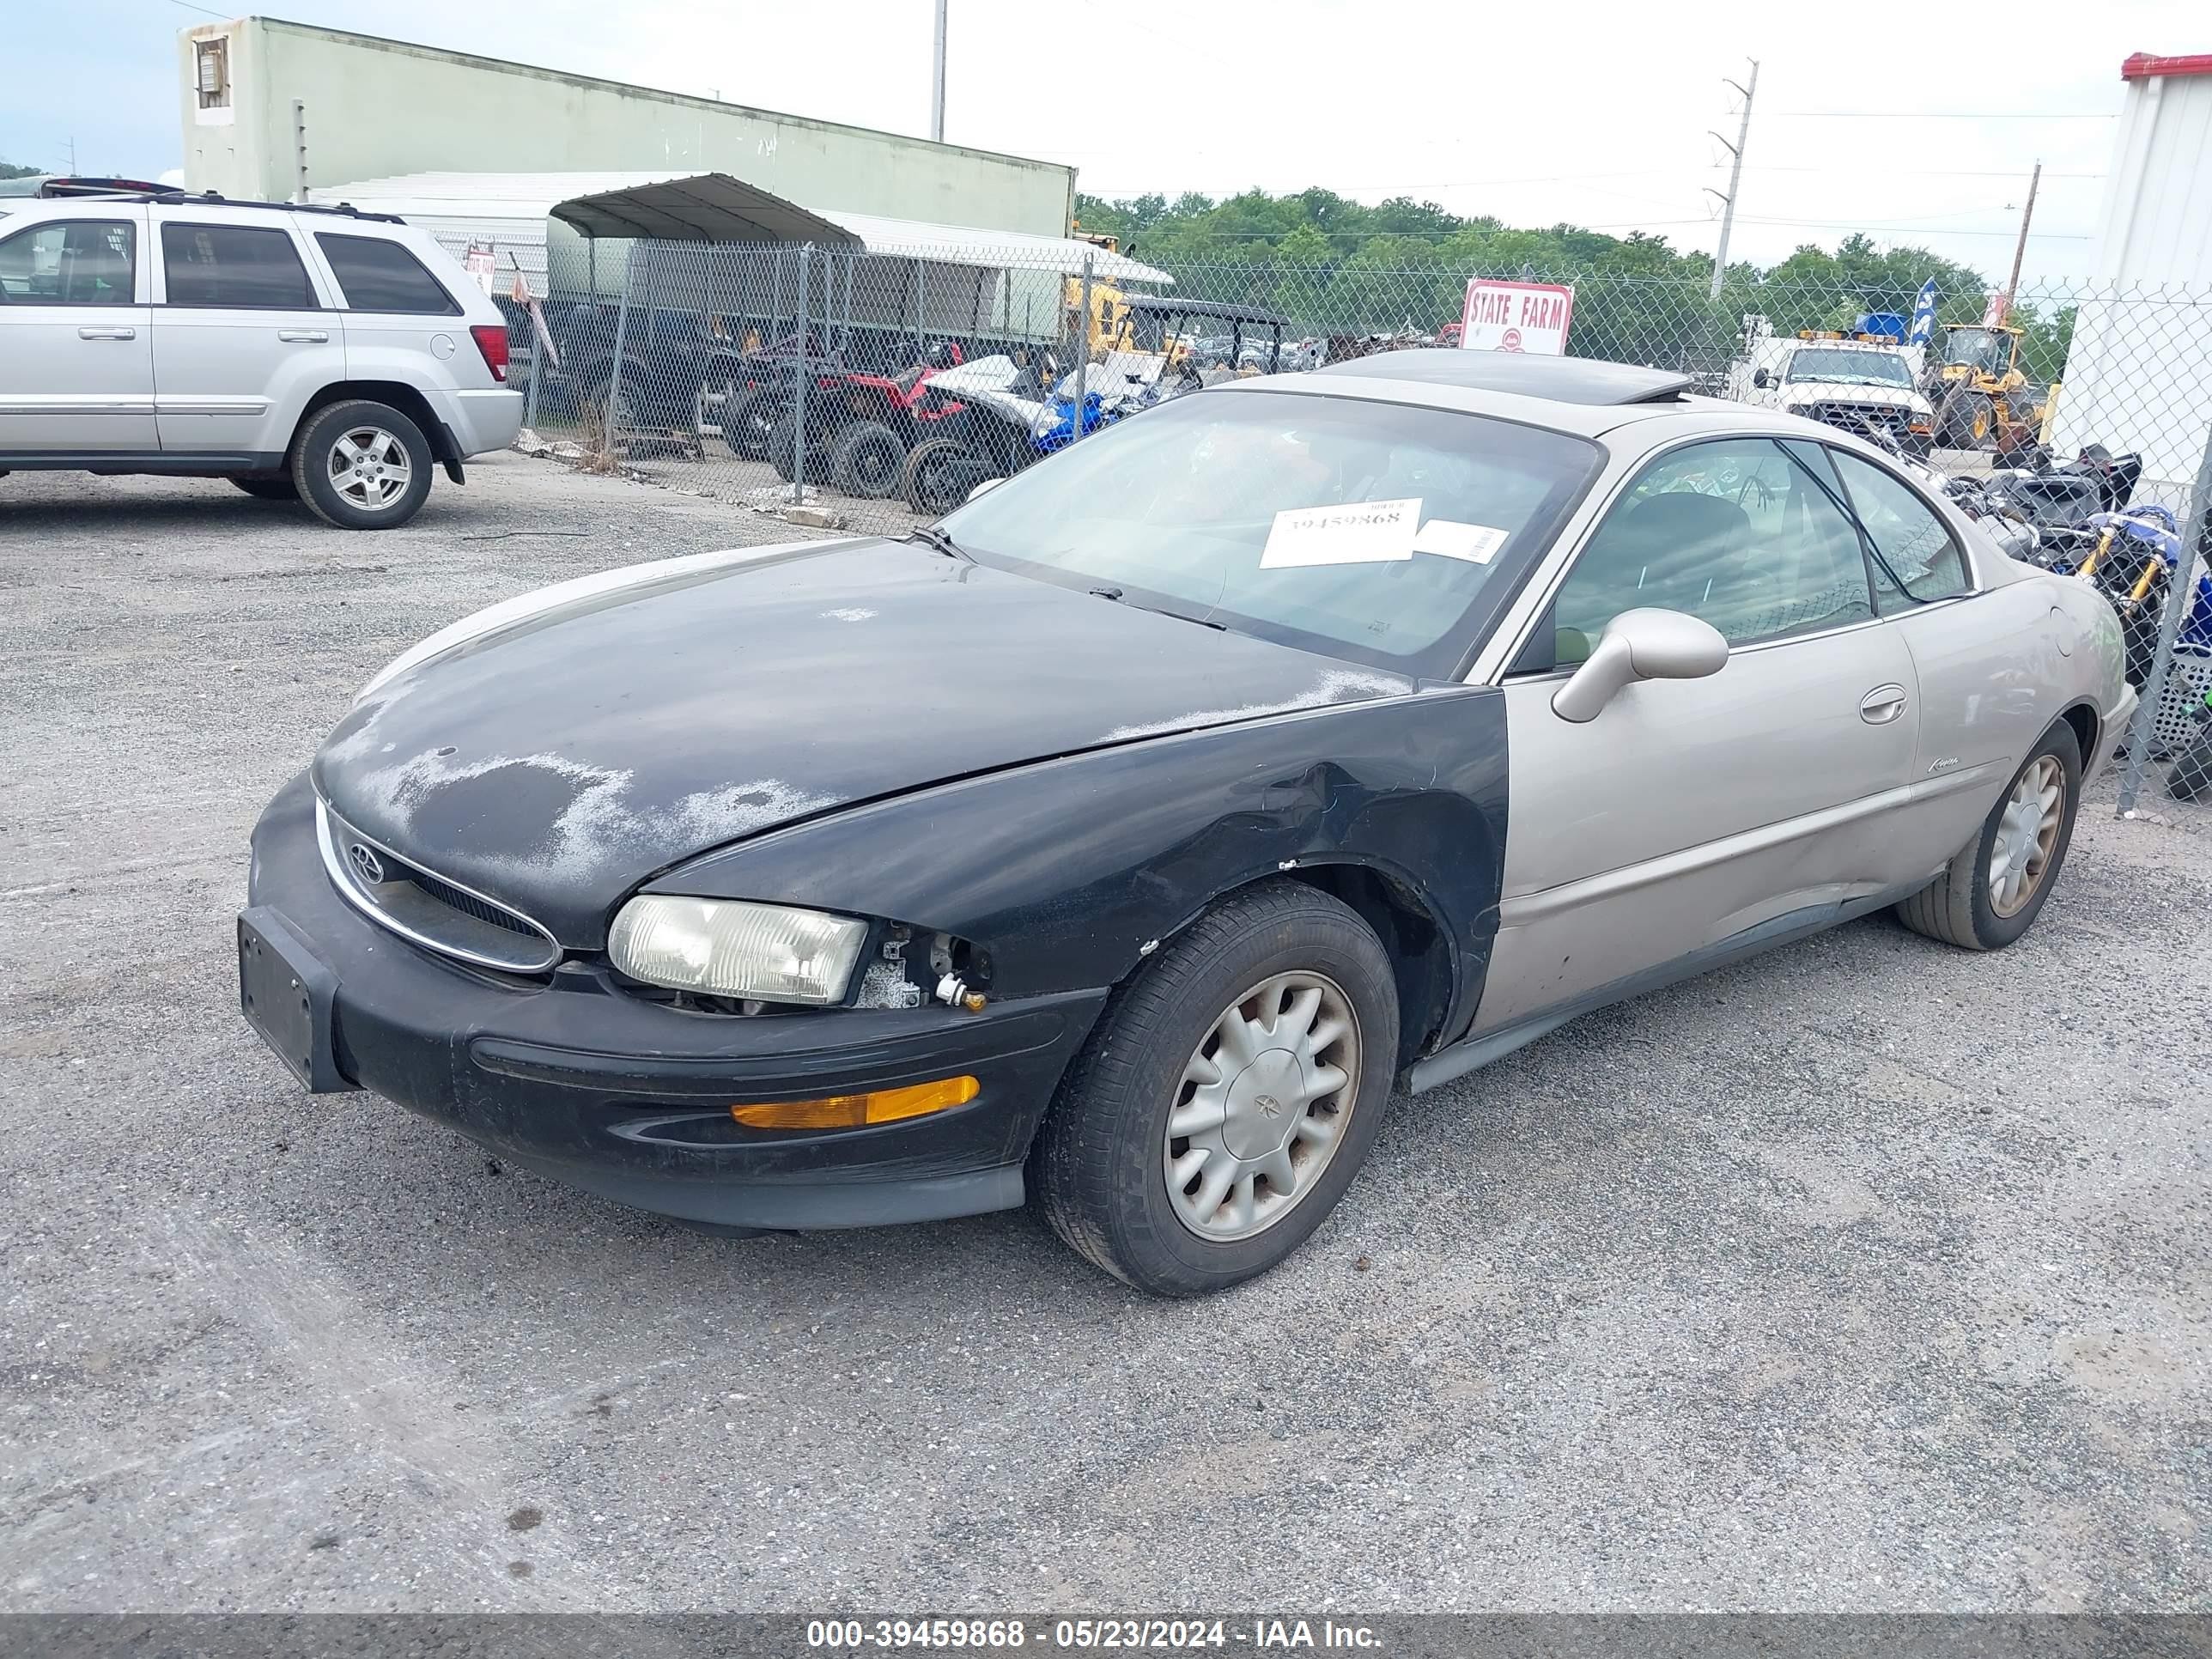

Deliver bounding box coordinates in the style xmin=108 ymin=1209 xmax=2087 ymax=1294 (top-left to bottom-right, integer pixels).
xmin=0 ymin=186 xmax=522 ymax=529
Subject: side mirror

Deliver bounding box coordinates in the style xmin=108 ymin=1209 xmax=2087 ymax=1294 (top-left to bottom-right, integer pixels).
xmin=1753 ymin=368 xmax=1772 ymax=390
xmin=1552 ymin=607 xmax=1729 ymax=723
xmin=963 ymin=477 xmax=1002 ymax=503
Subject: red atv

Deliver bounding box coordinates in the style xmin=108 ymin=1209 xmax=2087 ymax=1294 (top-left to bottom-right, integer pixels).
xmin=766 ymin=342 xmax=969 ymax=498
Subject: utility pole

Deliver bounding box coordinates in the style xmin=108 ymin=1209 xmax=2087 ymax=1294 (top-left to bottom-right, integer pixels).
xmin=1704 ymin=59 xmax=1759 ymax=301
xmin=2002 ymin=160 xmax=2042 ymax=317
xmin=928 ymin=0 xmax=948 ymax=143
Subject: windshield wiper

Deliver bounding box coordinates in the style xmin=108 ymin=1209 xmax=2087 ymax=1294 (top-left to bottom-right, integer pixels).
xmin=905 ymin=523 xmax=970 ymax=562
xmin=1088 ymin=586 xmax=1225 ymax=630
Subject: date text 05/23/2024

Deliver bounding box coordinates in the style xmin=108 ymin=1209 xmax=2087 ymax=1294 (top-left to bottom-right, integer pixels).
xmin=805 ymin=1619 xmax=1383 ymax=1650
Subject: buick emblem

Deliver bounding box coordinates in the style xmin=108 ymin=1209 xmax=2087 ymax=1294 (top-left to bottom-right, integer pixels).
xmin=348 ymin=842 xmax=386 ymax=885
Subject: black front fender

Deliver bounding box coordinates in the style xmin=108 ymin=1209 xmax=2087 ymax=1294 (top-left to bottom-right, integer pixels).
xmin=647 ymin=689 xmax=1510 ymax=1048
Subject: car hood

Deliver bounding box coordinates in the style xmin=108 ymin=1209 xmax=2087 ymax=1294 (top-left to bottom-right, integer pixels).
xmin=1783 ymin=380 xmax=1928 ymax=411
xmin=313 ymin=538 xmax=1413 ymax=945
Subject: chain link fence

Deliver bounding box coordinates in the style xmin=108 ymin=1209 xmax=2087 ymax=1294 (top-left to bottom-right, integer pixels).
xmin=467 ymin=234 xmax=2212 ymax=818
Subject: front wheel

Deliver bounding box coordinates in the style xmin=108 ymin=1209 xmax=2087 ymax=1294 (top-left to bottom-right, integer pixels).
xmin=1030 ymin=881 xmax=1399 ymax=1296
xmin=1896 ymin=719 xmax=2081 ymax=950
xmin=827 ymin=419 xmax=904 ymax=499
xmin=290 ymin=400 xmax=433 ymax=530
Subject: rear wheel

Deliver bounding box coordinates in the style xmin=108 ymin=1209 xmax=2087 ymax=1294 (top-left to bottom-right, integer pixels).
xmin=827 ymin=420 xmax=903 ymax=498
xmin=230 ymin=474 xmax=299 ymax=501
xmin=291 ymin=400 xmax=433 ymax=530
xmin=1896 ymin=720 xmax=2081 ymax=950
xmin=900 ymin=437 xmax=988 ymax=515
xmin=1030 ymin=881 xmax=1398 ymax=1297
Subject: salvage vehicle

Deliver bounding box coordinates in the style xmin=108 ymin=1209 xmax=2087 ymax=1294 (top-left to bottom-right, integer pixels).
xmin=0 ymin=182 xmax=520 ymax=528
xmin=1728 ymin=332 xmax=1936 ymax=455
xmin=238 ymin=349 xmax=2135 ymax=1295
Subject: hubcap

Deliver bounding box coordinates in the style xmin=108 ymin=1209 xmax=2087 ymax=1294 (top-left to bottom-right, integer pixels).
xmin=1989 ymin=754 xmax=2064 ymax=917
xmin=1163 ymin=971 xmax=1359 ymax=1243
xmin=328 ymin=427 xmax=411 ymax=513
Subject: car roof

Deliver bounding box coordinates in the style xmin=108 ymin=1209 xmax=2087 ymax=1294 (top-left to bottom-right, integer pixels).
xmin=1207 ymin=370 xmax=1881 ymax=448
xmin=1314 ymin=349 xmax=1694 ymax=404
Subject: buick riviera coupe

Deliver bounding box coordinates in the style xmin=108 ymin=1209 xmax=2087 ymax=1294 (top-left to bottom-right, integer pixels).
xmin=240 ymin=352 xmax=2132 ymax=1295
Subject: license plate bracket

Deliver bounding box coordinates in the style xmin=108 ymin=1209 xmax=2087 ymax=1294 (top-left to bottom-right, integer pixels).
xmin=238 ymin=906 xmax=356 ymax=1093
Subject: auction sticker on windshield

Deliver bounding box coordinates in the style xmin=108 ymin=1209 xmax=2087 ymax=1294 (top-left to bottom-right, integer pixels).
xmin=1260 ymin=498 xmax=1421 ymax=568
xmin=1412 ymin=519 xmax=1509 ymax=563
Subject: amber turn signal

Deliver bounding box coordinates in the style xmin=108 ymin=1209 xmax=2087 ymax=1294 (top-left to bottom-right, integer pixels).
xmin=729 ymin=1075 xmax=979 ymax=1131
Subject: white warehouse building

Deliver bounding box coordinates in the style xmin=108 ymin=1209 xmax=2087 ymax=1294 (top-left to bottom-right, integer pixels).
xmin=2051 ymin=51 xmax=2212 ymax=506
xmin=176 ymin=16 xmax=1074 ymax=237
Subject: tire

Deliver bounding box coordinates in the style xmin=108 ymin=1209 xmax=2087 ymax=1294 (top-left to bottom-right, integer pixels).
xmin=229 ymin=474 xmax=299 ymax=501
xmin=900 ymin=436 xmax=988 ymax=515
xmin=2167 ymin=720 xmax=2212 ymax=803
xmin=1896 ymin=720 xmax=2081 ymax=951
xmin=721 ymin=388 xmax=783 ymax=460
xmin=827 ymin=420 xmax=904 ymax=499
xmin=1936 ymin=388 xmax=1991 ymax=451
xmin=290 ymin=400 xmax=434 ymax=530
xmin=765 ymin=410 xmax=830 ymax=484
xmin=1030 ymin=880 xmax=1400 ymax=1297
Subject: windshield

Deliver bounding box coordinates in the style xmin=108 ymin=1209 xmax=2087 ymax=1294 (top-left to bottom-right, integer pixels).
xmin=1787 ymin=348 xmax=1913 ymax=388
xmin=937 ymin=389 xmax=1602 ymax=676
xmin=1943 ymin=329 xmax=2009 ymax=374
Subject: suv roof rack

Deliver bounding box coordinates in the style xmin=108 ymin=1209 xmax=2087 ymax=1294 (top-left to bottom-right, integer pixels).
xmin=33 ymin=179 xmax=404 ymax=224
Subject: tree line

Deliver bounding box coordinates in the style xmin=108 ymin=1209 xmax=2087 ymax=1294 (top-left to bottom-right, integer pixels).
xmin=1073 ymin=188 xmax=2074 ymax=381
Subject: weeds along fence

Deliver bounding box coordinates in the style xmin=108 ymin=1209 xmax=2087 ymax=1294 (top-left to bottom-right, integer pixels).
xmin=467 ymin=234 xmax=2212 ymax=817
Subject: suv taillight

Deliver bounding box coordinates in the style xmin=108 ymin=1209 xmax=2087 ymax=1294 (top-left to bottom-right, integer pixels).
xmin=470 ymin=324 xmax=510 ymax=382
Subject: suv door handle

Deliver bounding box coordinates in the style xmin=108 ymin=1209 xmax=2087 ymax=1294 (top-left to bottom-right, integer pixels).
xmin=1860 ymin=684 xmax=1910 ymax=724
xmin=77 ymin=325 xmax=137 ymax=340
xmin=277 ymin=329 xmax=331 ymax=343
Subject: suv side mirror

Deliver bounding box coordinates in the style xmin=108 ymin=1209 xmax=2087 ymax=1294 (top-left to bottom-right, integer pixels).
xmin=1753 ymin=367 xmax=1772 ymax=390
xmin=1552 ymin=608 xmax=1729 ymax=723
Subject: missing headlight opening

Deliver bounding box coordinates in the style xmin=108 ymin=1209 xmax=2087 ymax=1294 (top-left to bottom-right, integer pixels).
xmin=850 ymin=926 xmax=990 ymax=1011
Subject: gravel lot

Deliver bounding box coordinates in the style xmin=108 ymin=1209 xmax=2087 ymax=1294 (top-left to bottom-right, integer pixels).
xmin=3 ymin=457 xmax=2207 ymax=1614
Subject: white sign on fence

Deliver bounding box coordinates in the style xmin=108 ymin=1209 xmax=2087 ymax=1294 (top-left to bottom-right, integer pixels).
xmin=1459 ymin=280 xmax=1575 ymax=355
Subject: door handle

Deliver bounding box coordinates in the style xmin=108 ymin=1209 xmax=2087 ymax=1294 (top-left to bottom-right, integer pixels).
xmin=1860 ymin=684 xmax=1909 ymax=725
xmin=77 ymin=325 xmax=137 ymax=340
xmin=277 ymin=329 xmax=331 ymax=343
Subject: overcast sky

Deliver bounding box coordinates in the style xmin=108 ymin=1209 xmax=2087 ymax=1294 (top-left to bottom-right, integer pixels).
xmin=6 ymin=0 xmax=2185 ymax=286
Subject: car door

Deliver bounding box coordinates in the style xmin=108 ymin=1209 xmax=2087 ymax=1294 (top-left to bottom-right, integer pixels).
xmin=1825 ymin=443 xmax=2069 ymax=867
xmin=1474 ymin=434 xmax=1928 ymax=1035
xmin=0 ymin=208 xmax=155 ymax=453
xmin=149 ymin=211 xmax=345 ymax=460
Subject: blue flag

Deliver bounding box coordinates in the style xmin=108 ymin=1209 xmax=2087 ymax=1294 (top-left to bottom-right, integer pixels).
xmin=1909 ymin=279 xmax=1939 ymax=346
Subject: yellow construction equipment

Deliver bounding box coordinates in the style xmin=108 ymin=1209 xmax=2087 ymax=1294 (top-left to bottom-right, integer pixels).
xmin=1925 ymin=324 xmax=2056 ymax=454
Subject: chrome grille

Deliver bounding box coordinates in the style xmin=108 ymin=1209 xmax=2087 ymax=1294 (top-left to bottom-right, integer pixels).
xmin=317 ymin=801 xmax=561 ymax=974
xmin=1807 ymin=400 xmax=1913 ymax=441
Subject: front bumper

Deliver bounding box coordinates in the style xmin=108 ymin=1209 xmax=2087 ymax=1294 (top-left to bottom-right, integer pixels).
xmin=242 ymin=771 xmax=1107 ymax=1231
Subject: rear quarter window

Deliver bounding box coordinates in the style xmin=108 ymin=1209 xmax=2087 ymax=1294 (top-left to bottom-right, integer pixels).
xmin=315 ymin=232 xmax=461 ymax=315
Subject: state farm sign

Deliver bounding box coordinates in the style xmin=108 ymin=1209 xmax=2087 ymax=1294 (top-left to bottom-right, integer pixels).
xmin=1459 ymin=280 xmax=1574 ymax=355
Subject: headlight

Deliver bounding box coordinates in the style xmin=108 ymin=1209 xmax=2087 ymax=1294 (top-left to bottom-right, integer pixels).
xmin=608 ymin=896 xmax=867 ymax=1005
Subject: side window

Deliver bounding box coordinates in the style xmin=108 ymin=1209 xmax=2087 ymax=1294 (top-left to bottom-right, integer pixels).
xmin=1549 ymin=438 xmax=1874 ymax=665
xmin=0 ymin=220 xmax=136 ymax=305
xmin=161 ymin=222 xmax=314 ymax=309
xmin=315 ymin=233 xmax=461 ymax=315
xmin=1827 ymin=450 xmax=1972 ymax=604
